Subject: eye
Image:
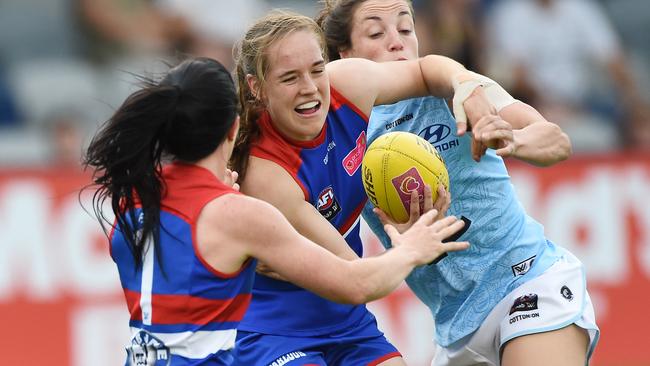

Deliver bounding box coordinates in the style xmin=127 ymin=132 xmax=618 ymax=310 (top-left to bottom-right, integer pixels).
xmin=399 ymin=29 xmax=413 ymax=35
xmin=312 ymin=68 xmax=325 ymax=75
xmin=282 ymin=76 xmax=297 ymax=83
xmin=369 ymin=32 xmax=384 ymax=39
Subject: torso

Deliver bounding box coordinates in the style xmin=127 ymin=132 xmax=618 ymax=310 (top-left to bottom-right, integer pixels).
xmin=238 ymin=87 xmax=376 ymax=336
xmin=111 ymin=163 xmax=257 ymax=363
xmin=362 ymin=97 xmax=562 ymax=346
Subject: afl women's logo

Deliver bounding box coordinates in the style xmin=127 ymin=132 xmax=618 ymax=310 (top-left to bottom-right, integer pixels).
xmin=316 ymin=186 xmax=341 ymax=221
xmin=418 ymin=124 xmax=451 ymax=144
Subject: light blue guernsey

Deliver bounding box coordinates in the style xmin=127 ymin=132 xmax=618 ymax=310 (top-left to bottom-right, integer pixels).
xmin=362 ymin=96 xmax=562 ymax=346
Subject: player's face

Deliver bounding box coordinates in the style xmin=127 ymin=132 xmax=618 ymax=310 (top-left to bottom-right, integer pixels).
xmin=260 ymin=30 xmax=330 ymax=141
xmin=341 ymin=0 xmax=418 ymax=62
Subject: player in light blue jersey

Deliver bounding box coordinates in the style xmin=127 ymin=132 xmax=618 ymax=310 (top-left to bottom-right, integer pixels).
xmin=317 ymin=1 xmax=600 ymax=365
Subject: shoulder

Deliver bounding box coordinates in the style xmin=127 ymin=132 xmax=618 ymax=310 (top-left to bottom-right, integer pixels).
xmin=202 ymin=193 xmax=284 ymax=232
xmin=327 ymin=58 xmax=379 ymax=116
xmin=241 ymin=156 xmax=308 ymax=207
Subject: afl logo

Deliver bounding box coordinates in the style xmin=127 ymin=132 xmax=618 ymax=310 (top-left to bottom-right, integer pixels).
xmin=316 ymin=186 xmax=341 ymax=221
xmin=418 ymin=124 xmax=451 ymax=144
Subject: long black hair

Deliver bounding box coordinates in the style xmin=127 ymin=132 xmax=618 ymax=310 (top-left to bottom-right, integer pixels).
xmin=83 ymin=57 xmax=238 ymax=268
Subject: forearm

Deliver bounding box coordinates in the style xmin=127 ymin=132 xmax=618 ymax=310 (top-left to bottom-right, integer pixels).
xmin=341 ymin=246 xmax=420 ymax=304
xmin=511 ymin=122 xmax=572 ymax=166
xmin=419 ymin=55 xmax=474 ymax=98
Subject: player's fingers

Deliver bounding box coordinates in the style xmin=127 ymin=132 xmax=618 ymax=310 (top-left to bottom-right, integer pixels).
xmin=471 ymin=137 xmax=487 ymax=162
xmin=408 ymin=189 xmax=421 ymax=222
xmin=495 ymin=142 xmax=516 ymax=158
xmin=384 ymin=224 xmax=401 ymax=244
xmin=434 ymin=218 xmax=466 ymax=238
xmin=433 ymin=185 xmax=450 ymax=219
xmin=423 ymin=184 xmax=434 ymax=213
xmin=440 ymin=241 xmax=470 ymax=253
xmin=480 ymin=130 xmax=513 ymax=143
xmin=374 ymin=207 xmax=396 ymax=227
xmin=455 ymin=120 xmax=467 ymax=136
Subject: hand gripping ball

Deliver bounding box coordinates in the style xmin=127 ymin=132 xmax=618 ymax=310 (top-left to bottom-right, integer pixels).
xmin=362 ymin=131 xmax=449 ymax=223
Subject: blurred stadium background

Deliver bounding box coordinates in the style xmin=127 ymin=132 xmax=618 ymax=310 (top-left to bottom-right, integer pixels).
xmin=0 ymin=0 xmax=648 ymax=365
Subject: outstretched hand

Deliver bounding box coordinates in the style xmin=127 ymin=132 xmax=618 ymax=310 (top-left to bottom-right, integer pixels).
xmin=385 ymin=210 xmax=469 ymax=266
xmin=373 ymin=184 xmax=449 ymax=234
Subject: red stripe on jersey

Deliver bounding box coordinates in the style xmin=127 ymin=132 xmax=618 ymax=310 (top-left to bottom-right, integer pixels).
xmin=368 ymin=351 xmax=402 ymax=366
xmin=338 ymin=199 xmax=367 ymax=235
xmin=124 ymin=289 xmax=252 ymax=325
xmin=124 ymin=288 xmax=142 ymax=320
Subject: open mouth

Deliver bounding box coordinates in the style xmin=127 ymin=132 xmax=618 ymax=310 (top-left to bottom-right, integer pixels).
xmin=295 ymin=101 xmax=321 ymax=115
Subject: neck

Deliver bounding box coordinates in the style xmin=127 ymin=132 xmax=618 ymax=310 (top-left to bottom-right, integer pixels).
xmin=193 ymin=146 xmax=230 ymax=183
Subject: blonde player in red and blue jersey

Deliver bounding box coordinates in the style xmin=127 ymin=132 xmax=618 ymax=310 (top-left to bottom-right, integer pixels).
xmin=83 ymin=57 xmax=471 ymax=366
xmin=319 ymin=1 xmax=600 ymax=365
xmin=230 ymin=10 xmax=500 ymax=366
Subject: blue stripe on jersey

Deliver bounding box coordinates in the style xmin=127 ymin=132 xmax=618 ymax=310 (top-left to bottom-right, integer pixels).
xmin=112 ymin=209 xmax=252 ymax=301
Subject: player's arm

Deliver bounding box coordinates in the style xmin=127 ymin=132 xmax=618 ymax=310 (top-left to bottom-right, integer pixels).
xmin=240 ymin=156 xmax=359 ymax=260
xmin=498 ymin=102 xmax=572 ymax=166
xmin=463 ymin=76 xmax=572 ymax=166
xmin=198 ymin=193 xmax=468 ymax=304
xmin=327 ymin=56 xmax=494 ymax=134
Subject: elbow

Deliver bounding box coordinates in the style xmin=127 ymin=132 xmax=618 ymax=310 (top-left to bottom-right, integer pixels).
xmin=336 ymin=279 xmax=374 ymax=305
xmin=342 ymin=282 xmax=373 ymax=305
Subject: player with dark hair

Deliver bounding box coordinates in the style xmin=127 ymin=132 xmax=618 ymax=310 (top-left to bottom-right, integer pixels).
xmin=230 ymin=9 xmax=502 ymax=366
xmin=317 ymin=1 xmax=599 ymax=365
xmin=83 ymin=56 xmax=470 ymax=365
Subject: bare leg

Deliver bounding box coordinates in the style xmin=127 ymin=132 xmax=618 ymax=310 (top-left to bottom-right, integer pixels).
xmin=501 ymin=324 xmax=589 ymax=366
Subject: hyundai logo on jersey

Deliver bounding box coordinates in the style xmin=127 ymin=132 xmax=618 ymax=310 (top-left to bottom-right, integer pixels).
xmin=418 ymin=124 xmax=451 ymax=144
xmin=316 ymin=186 xmax=341 ymax=221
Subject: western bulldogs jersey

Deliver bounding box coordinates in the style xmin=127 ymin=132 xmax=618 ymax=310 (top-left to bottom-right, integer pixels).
xmin=239 ymin=87 xmax=374 ymax=335
xmin=362 ymin=97 xmax=562 ymax=346
xmin=111 ymin=163 xmax=257 ymax=365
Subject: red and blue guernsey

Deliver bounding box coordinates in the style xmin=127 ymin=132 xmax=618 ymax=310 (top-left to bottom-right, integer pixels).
xmin=238 ymin=87 xmax=372 ymax=335
xmin=110 ymin=163 xmax=257 ymax=365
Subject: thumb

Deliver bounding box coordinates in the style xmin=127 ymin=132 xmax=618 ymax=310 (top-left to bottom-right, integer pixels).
xmin=452 ymin=99 xmax=468 ymax=136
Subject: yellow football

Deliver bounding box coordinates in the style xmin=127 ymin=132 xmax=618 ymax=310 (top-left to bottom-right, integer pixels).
xmin=362 ymin=131 xmax=449 ymax=223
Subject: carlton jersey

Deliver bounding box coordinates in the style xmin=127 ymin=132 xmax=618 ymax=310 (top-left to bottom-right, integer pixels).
xmin=238 ymin=87 xmax=374 ymax=336
xmin=111 ymin=163 xmax=257 ymax=365
xmin=362 ymin=97 xmax=562 ymax=346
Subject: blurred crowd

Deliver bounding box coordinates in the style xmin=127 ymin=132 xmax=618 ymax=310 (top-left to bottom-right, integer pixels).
xmin=0 ymin=0 xmax=648 ymax=166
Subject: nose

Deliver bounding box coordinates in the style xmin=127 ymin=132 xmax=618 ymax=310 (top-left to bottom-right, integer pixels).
xmin=387 ymin=29 xmax=405 ymax=52
xmin=299 ymin=74 xmax=318 ymax=95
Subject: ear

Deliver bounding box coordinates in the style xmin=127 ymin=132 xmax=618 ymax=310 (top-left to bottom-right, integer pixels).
xmin=246 ymin=74 xmax=261 ymax=99
xmin=227 ymin=116 xmax=240 ymax=142
xmin=339 ymin=48 xmax=352 ymax=59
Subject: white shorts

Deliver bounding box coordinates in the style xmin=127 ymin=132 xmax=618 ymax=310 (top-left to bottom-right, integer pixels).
xmin=432 ymin=250 xmax=600 ymax=366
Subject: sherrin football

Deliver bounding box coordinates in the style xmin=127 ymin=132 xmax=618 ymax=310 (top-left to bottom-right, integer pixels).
xmin=362 ymin=131 xmax=449 ymax=223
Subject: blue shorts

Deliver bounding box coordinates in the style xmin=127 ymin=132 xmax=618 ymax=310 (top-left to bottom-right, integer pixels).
xmin=232 ymin=316 xmax=400 ymax=366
